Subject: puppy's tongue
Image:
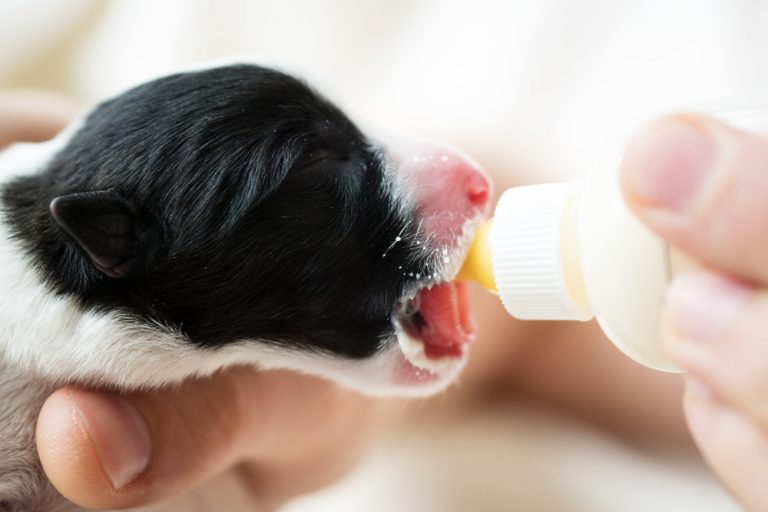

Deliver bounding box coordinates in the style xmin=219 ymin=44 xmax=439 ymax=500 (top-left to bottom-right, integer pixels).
xmin=418 ymin=282 xmax=476 ymax=358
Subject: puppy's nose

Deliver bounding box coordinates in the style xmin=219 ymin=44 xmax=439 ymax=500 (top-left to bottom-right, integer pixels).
xmin=417 ymin=147 xmax=493 ymax=215
xmin=465 ymin=170 xmax=491 ymax=207
xmin=377 ymin=133 xmax=493 ymax=248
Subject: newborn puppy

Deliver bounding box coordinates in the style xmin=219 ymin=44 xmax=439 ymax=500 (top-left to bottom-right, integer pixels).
xmin=0 ymin=63 xmax=490 ymax=511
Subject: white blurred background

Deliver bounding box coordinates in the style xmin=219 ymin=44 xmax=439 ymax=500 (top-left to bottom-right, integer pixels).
xmin=3 ymin=1 xmax=763 ymax=510
xmin=5 ymin=0 xmax=768 ymax=185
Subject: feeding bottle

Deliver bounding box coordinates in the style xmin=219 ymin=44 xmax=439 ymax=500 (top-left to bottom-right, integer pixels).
xmin=458 ymin=101 xmax=768 ymax=371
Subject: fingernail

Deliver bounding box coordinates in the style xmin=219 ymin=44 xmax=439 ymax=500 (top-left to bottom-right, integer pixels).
xmin=67 ymin=390 xmax=152 ymax=489
xmin=666 ymin=271 xmax=750 ymax=343
xmin=623 ymin=117 xmax=718 ymax=210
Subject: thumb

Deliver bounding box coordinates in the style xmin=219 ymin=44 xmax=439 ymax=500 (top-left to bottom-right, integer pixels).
xmin=620 ymin=114 xmax=768 ymax=284
xmin=36 ymin=367 xmax=265 ymax=510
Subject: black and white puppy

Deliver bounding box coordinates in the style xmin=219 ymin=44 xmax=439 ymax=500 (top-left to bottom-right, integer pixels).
xmin=0 ymin=63 xmax=490 ymax=511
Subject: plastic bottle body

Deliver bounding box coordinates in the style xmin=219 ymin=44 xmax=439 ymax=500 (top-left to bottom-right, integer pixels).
xmin=577 ymin=155 xmax=680 ymax=371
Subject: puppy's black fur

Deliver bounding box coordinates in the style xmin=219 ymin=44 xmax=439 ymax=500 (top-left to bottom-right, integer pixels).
xmin=2 ymin=65 xmax=423 ymax=358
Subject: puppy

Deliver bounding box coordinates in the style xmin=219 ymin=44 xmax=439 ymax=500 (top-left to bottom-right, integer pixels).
xmin=0 ymin=63 xmax=490 ymax=511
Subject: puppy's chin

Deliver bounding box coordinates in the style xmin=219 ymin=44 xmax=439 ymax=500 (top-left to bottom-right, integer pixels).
xmin=263 ymin=336 xmax=469 ymax=398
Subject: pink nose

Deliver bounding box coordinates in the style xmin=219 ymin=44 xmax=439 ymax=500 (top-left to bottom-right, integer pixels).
xmin=382 ymin=137 xmax=492 ymax=248
xmin=465 ymin=171 xmax=491 ymax=207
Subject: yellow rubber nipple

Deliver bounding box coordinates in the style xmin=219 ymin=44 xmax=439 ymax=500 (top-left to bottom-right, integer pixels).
xmin=456 ymin=219 xmax=497 ymax=292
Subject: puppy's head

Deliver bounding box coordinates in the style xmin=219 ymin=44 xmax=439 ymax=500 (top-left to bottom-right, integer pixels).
xmin=3 ymin=64 xmax=491 ymax=396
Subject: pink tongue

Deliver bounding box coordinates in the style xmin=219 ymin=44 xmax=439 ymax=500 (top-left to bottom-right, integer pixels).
xmin=418 ymin=282 xmax=476 ymax=359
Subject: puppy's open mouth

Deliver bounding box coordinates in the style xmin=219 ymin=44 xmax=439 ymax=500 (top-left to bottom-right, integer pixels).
xmin=391 ymin=221 xmax=482 ymax=376
xmin=395 ymin=282 xmax=475 ymax=362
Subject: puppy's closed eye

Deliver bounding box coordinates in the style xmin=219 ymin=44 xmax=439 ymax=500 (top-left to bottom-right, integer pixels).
xmin=293 ymin=148 xmax=348 ymax=171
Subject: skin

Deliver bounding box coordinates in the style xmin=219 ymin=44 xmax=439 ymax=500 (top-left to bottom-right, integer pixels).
xmin=37 ymin=368 xmax=390 ymax=510
xmin=2 ymin=93 xmax=766 ymax=509
xmin=621 ymin=114 xmax=768 ymax=511
xmin=0 ymin=91 xmax=82 ymax=149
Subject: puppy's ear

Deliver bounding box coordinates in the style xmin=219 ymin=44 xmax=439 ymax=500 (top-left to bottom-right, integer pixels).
xmin=50 ymin=191 xmax=151 ymax=278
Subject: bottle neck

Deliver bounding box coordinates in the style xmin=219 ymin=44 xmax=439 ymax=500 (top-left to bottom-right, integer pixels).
xmin=559 ymin=180 xmax=593 ymax=319
xmin=490 ymin=181 xmax=593 ymax=321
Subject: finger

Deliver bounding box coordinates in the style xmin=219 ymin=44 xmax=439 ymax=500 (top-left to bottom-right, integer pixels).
xmin=37 ymin=370 xmax=250 ymax=509
xmin=36 ymin=368 xmax=360 ymax=510
xmin=0 ymin=90 xmax=82 ymax=148
xmin=662 ymin=269 xmax=768 ymax=425
xmin=683 ymin=380 xmax=768 ymax=511
xmin=620 ymin=114 xmax=768 ymax=284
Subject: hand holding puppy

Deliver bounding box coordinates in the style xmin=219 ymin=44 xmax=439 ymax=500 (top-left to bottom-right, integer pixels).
xmin=37 ymin=368 xmax=385 ymax=510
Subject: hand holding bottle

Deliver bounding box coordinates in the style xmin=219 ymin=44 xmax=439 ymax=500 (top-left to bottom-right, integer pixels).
xmin=621 ymin=114 xmax=768 ymax=511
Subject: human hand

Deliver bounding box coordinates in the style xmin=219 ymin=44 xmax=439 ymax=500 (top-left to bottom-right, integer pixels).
xmin=0 ymin=89 xmax=80 ymax=149
xmin=0 ymin=92 xmax=388 ymax=510
xmin=37 ymin=368 xmax=386 ymax=510
xmin=621 ymin=114 xmax=768 ymax=510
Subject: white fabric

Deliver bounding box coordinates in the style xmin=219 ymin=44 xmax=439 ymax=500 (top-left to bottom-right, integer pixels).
xmin=5 ymin=0 xmax=767 ymax=183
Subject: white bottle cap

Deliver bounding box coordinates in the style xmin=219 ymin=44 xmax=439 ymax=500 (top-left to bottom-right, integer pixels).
xmin=491 ymin=182 xmax=593 ymax=321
